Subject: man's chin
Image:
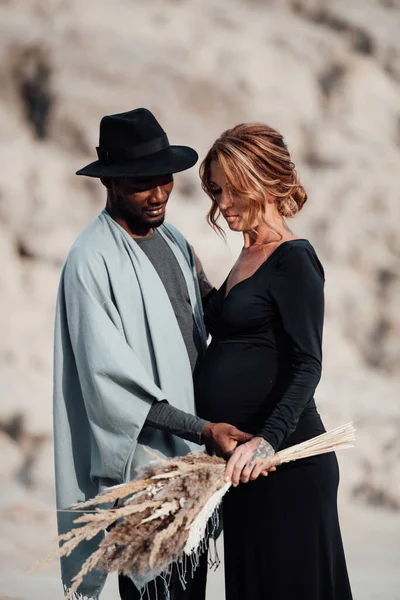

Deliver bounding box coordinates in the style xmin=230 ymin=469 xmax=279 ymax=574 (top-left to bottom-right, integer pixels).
xmin=146 ymin=215 xmax=166 ymax=229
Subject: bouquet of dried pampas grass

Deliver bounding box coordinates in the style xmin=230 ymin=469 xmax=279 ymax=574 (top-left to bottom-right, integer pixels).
xmin=34 ymin=423 xmax=355 ymax=599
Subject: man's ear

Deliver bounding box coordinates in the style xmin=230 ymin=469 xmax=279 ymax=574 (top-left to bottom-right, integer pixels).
xmin=100 ymin=178 xmax=112 ymax=190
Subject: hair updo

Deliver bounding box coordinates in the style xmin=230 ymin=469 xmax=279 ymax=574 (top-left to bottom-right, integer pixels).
xmin=200 ymin=123 xmax=307 ymax=233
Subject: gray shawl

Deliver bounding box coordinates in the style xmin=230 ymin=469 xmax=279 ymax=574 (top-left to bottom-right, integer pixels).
xmin=53 ymin=210 xmax=207 ymax=599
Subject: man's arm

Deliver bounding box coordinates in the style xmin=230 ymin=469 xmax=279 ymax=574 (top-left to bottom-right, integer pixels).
xmin=191 ymin=246 xmax=215 ymax=299
xmin=145 ymin=400 xmax=208 ymax=445
xmin=145 ymin=400 xmax=252 ymax=457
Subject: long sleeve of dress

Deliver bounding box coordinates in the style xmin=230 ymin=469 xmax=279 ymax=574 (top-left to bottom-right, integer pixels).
xmin=256 ymin=247 xmax=325 ymax=451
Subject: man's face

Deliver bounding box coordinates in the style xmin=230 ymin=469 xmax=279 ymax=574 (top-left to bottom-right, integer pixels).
xmin=105 ymin=174 xmax=174 ymax=233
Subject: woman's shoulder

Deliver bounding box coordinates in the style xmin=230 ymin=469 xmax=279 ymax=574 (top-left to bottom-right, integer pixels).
xmin=274 ymin=239 xmax=325 ymax=281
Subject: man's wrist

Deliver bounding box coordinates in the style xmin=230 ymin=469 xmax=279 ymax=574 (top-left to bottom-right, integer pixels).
xmin=201 ymin=421 xmax=213 ymax=444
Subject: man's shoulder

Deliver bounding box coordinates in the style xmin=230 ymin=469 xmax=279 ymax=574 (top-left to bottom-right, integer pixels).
xmin=67 ymin=211 xmax=122 ymax=260
xmin=63 ymin=213 xmax=114 ymax=277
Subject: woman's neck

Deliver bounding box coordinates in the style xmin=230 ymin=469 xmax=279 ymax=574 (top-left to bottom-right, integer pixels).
xmin=242 ymin=216 xmax=291 ymax=249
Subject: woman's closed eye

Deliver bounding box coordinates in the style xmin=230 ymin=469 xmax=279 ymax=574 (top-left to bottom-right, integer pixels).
xmin=211 ymin=188 xmax=222 ymax=196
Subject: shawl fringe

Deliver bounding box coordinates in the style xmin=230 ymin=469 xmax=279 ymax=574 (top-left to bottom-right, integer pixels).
xmin=63 ymin=583 xmax=99 ymax=600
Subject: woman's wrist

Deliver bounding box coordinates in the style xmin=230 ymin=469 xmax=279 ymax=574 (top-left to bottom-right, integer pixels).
xmin=253 ymin=434 xmax=276 ymax=454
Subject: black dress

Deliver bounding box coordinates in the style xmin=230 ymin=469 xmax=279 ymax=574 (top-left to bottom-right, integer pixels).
xmin=194 ymin=240 xmax=353 ymax=600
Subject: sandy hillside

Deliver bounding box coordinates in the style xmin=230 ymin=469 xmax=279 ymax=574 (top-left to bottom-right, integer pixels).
xmin=0 ymin=0 xmax=400 ymax=598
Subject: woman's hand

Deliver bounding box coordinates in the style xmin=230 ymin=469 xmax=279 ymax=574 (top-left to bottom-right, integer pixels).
xmin=224 ymin=437 xmax=276 ymax=486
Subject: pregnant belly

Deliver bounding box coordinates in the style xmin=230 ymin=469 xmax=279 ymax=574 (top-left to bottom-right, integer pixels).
xmin=194 ymin=341 xmax=282 ymax=431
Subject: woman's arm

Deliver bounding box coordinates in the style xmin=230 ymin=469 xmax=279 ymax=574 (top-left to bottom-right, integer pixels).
xmin=225 ymin=246 xmax=324 ymax=485
xmin=257 ymin=246 xmax=324 ymax=450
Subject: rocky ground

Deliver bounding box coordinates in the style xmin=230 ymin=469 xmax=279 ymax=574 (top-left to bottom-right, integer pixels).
xmin=0 ymin=0 xmax=400 ymax=598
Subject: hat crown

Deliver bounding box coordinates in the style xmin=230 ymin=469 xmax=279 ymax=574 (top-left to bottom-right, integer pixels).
xmin=99 ymin=108 xmax=167 ymax=152
xmin=76 ymin=106 xmax=198 ymax=178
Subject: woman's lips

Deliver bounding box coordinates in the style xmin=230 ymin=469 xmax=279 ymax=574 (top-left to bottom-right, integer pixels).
xmin=225 ymin=215 xmax=239 ymax=223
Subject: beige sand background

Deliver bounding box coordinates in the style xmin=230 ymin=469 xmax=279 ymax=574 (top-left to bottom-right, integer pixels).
xmin=1 ymin=0 xmax=400 ymax=598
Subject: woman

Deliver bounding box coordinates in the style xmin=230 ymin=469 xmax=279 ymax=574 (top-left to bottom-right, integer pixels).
xmin=194 ymin=123 xmax=353 ymax=600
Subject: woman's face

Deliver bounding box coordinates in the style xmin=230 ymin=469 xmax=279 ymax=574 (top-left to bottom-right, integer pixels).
xmin=209 ymin=160 xmax=259 ymax=232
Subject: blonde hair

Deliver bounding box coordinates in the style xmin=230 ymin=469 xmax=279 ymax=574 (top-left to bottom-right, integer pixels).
xmin=200 ymin=123 xmax=307 ymax=235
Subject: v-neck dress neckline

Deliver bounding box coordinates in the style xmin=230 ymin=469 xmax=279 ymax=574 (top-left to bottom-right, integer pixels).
xmin=223 ymin=239 xmax=310 ymax=301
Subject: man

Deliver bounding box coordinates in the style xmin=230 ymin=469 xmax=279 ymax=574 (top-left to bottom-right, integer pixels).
xmin=53 ymin=108 xmax=250 ymax=600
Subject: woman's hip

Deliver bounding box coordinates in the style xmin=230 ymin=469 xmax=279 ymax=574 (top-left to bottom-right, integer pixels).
xmin=223 ymin=449 xmax=340 ymax=522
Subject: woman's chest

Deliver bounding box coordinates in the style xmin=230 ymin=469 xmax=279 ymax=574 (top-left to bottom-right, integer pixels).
xmin=206 ymin=277 xmax=278 ymax=337
xmin=225 ymin=252 xmax=272 ymax=298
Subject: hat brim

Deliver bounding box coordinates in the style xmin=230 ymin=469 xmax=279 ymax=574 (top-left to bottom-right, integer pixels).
xmin=76 ymin=145 xmax=198 ymax=178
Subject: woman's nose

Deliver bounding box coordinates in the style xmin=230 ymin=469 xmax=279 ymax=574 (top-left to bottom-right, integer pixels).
xmin=218 ymin=191 xmax=233 ymax=210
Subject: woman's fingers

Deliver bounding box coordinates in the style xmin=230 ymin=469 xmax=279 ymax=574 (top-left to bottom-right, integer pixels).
xmin=249 ymin=462 xmax=265 ymax=481
xmin=224 ymin=448 xmax=243 ymax=483
xmin=240 ymin=460 xmax=254 ymax=484
xmin=232 ymin=450 xmax=250 ymax=487
xmin=241 ymin=456 xmax=263 ymax=483
xmin=232 ymin=453 xmax=249 ymax=486
xmin=225 ymin=440 xmax=276 ymax=486
xmin=246 ymin=459 xmax=275 ymax=482
xmin=261 ymin=465 xmax=277 ymax=477
xmin=226 ymin=452 xmax=278 ymax=485
xmin=225 ymin=448 xmax=250 ymax=486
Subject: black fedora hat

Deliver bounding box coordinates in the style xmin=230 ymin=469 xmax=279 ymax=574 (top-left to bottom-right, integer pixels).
xmin=76 ymin=108 xmax=198 ymax=178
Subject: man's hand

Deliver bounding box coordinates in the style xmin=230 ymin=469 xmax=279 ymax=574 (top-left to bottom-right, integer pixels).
xmin=224 ymin=437 xmax=277 ymax=486
xmin=201 ymin=422 xmax=253 ymax=459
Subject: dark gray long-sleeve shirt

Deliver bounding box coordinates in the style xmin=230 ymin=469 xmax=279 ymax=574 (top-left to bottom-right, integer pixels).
xmin=135 ymin=230 xmax=209 ymax=444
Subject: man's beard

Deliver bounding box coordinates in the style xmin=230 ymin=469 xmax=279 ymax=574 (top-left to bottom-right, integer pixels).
xmin=124 ymin=211 xmax=166 ymax=232
xmin=111 ymin=192 xmax=166 ymax=233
